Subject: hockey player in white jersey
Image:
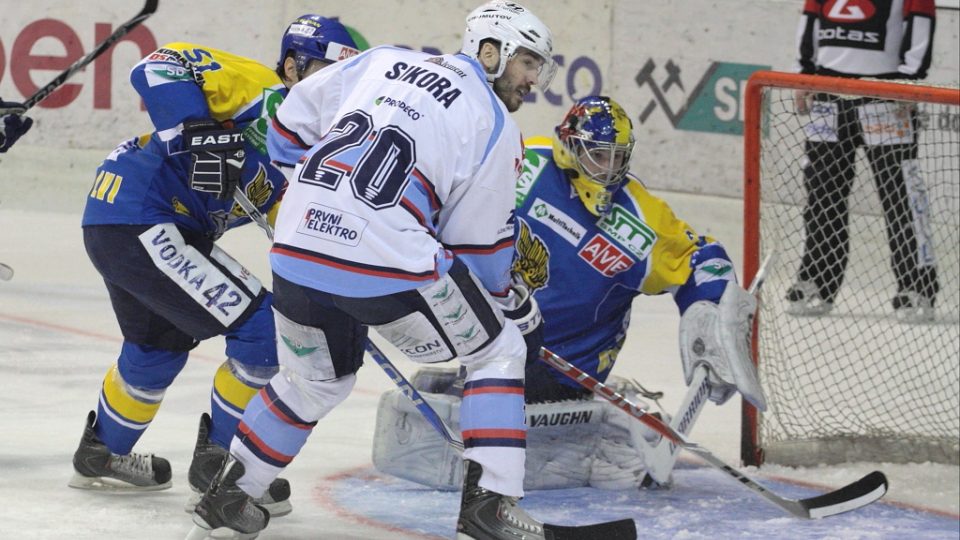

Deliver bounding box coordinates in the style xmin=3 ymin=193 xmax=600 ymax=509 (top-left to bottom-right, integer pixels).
xmin=188 ymin=2 xmax=636 ymax=539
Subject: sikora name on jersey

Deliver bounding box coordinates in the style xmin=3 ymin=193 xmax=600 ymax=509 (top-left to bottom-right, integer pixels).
xmin=384 ymin=62 xmax=462 ymax=109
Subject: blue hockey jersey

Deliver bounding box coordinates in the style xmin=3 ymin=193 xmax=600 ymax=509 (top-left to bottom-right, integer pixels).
xmin=82 ymin=43 xmax=287 ymax=238
xmin=514 ymin=137 xmax=738 ymax=388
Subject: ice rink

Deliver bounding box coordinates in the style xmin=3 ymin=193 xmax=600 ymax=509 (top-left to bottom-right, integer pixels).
xmin=0 ymin=156 xmax=957 ymax=538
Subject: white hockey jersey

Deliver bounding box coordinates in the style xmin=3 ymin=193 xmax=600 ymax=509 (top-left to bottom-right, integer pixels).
xmin=267 ymin=47 xmax=522 ymax=298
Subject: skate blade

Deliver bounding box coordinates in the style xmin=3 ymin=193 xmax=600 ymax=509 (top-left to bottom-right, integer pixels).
xmin=186 ymin=517 xmax=260 ymax=540
xmin=184 ymin=492 xmax=292 ymax=518
xmin=68 ymin=472 xmax=172 ymax=492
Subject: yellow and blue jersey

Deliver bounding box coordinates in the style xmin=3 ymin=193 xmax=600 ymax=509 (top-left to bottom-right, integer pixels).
xmin=514 ymin=137 xmax=737 ymax=387
xmin=82 ymin=43 xmax=287 ymax=238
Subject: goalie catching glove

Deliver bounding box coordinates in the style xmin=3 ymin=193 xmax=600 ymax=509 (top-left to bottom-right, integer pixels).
xmin=678 ymin=282 xmax=767 ymax=411
xmin=183 ymin=118 xmax=245 ymax=200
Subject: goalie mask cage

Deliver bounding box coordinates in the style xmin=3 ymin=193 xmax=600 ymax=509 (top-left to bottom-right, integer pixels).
xmin=741 ymin=71 xmax=960 ymax=467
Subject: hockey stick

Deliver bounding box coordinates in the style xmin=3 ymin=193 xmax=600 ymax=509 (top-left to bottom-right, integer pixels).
xmin=233 ymin=189 xmax=274 ymax=241
xmin=18 ymin=0 xmax=159 ymax=111
xmin=539 ymin=347 xmax=887 ymax=519
xmin=365 ymin=340 xmax=464 ymax=452
xmin=635 ymin=251 xmax=779 ymax=485
xmin=367 ymin=342 xmax=637 ymax=538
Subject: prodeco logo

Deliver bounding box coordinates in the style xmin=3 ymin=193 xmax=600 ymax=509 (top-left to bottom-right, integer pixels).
xmin=635 ymin=59 xmax=769 ymax=135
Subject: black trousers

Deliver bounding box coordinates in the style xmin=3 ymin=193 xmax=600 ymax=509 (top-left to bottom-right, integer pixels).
xmin=797 ymin=97 xmax=939 ymax=304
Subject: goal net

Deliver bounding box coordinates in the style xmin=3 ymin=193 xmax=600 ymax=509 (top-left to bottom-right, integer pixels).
xmin=741 ymin=71 xmax=960 ymax=467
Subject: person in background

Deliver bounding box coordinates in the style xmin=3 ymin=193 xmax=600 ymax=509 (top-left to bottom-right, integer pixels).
xmin=787 ymin=0 xmax=938 ymax=322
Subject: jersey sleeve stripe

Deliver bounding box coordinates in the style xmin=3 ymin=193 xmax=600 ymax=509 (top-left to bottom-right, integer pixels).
xmin=446 ymin=236 xmax=514 ymax=255
xmin=271 ymin=116 xmax=310 ymax=149
xmin=411 ymin=168 xmax=441 ymax=213
xmin=400 ymin=197 xmax=435 ymax=234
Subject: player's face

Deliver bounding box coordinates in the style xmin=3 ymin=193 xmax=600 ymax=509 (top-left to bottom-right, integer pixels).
xmin=493 ymin=49 xmax=543 ymax=113
xmin=577 ymin=145 xmax=628 ymax=185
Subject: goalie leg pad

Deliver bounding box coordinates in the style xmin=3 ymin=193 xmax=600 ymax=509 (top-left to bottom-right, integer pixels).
xmin=371 ymin=388 xmax=464 ymax=490
xmin=372 ymin=379 xmax=604 ymax=491
xmin=590 ymin=378 xmax=657 ymax=490
xmin=524 ymin=399 xmax=603 ymax=490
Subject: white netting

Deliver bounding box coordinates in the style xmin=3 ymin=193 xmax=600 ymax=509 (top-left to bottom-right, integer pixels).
xmin=751 ymin=81 xmax=959 ymax=466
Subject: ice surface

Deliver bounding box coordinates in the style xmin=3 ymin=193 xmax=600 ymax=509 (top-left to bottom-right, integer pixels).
xmin=1 ymin=198 xmax=956 ymax=539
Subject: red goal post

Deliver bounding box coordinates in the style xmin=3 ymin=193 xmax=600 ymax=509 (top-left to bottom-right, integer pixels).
xmin=741 ymin=71 xmax=960 ymax=467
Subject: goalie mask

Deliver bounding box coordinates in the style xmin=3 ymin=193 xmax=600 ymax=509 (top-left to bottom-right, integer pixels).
xmin=461 ymin=1 xmax=558 ymax=90
xmin=278 ymin=15 xmax=362 ymax=78
xmin=554 ymin=96 xmax=636 ymax=216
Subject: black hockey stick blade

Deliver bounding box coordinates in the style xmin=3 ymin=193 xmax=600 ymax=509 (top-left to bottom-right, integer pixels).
xmin=23 ymin=0 xmax=159 ymax=110
xmin=798 ymin=470 xmax=888 ymax=519
xmin=544 ymin=517 xmax=637 ymax=540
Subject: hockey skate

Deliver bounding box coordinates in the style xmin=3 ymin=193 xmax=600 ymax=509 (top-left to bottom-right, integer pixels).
xmin=892 ymin=291 xmax=935 ymax=323
xmin=68 ymin=410 xmax=172 ymax=491
xmin=456 ymin=460 xmax=637 ymax=540
xmin=785 ymin=280 xmax=833 ymax=316
xmin=187 ymin=457 xmax=269 ymax=540
xmin=185 ymin=413 xmax=292 ymax=517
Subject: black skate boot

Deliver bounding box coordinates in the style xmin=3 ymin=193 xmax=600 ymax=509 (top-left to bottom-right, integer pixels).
xmin=68 ymin=411 xmax=172 ymax=491
xmin=185 ymin=413 xmax=292 ymax=517
xmin=456 ymin=460 xmax=637 ymax=540
xmin=186 ymin=457 xmax=269 ymax=540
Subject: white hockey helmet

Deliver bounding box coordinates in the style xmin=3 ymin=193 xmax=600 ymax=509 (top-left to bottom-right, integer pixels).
xmin=461 ymin=1 xmax=557 ymax=90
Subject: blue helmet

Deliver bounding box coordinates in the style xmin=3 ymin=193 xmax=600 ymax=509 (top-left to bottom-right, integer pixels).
xmin=553 ymin=96 xmax=636 ymax=216
xmin=277 ymin=15 xmax=361 ymax=75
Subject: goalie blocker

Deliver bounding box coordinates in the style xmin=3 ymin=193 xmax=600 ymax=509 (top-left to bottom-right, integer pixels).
xmin=372 ymin=367 xmax=665 ymax=490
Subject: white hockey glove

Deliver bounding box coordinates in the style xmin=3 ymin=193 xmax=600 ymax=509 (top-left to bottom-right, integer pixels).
xmin=183 ymin=118 xmax=245 ymax=200
xmin=500 ymin=282 xmax=544 ymax=362
xmin=678 ymin=283 xmax=767 ymax=411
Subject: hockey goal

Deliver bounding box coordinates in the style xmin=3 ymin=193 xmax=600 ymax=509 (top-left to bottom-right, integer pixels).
xmin=741 ymin=71 xmax=960 ymax=467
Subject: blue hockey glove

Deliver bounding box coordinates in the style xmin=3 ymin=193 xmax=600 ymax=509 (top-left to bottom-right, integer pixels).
xmin=183 ymin=118 xmax=245 ymax=200
xmin=0 ymin=99 xmax=33 ymax=153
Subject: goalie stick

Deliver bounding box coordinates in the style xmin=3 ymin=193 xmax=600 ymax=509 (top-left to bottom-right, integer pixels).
xmin=16 ymin=0 xmax=160 ymax=111
xmin=635 ymin=251 xmax=779 ymax=486
xmin=366 ymin=340 xmax=638 ymax=538
xmin=539 ymin=347 xmax=888 ymax=519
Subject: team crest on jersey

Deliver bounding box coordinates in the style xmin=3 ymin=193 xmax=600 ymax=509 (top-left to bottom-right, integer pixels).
xmin=172 ymin=197 xmax=191 ymax=217
xmin=579 ymin=234 xmax=634 ymax=277
xmin=512 ymin=219 xmax=550 ymax=292
xmin=230 ymin=163 xmax=274 ymax=220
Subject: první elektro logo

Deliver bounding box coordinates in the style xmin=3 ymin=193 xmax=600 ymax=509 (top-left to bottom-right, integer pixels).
xmin=375 ymin=96 xmax=423 ymax=121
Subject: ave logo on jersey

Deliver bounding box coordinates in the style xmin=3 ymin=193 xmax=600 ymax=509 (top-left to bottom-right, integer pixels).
xmin=824 ymin=0 xmax=876 ymax=22
xmin=579 ymin=234 xmax=634 ymax=277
